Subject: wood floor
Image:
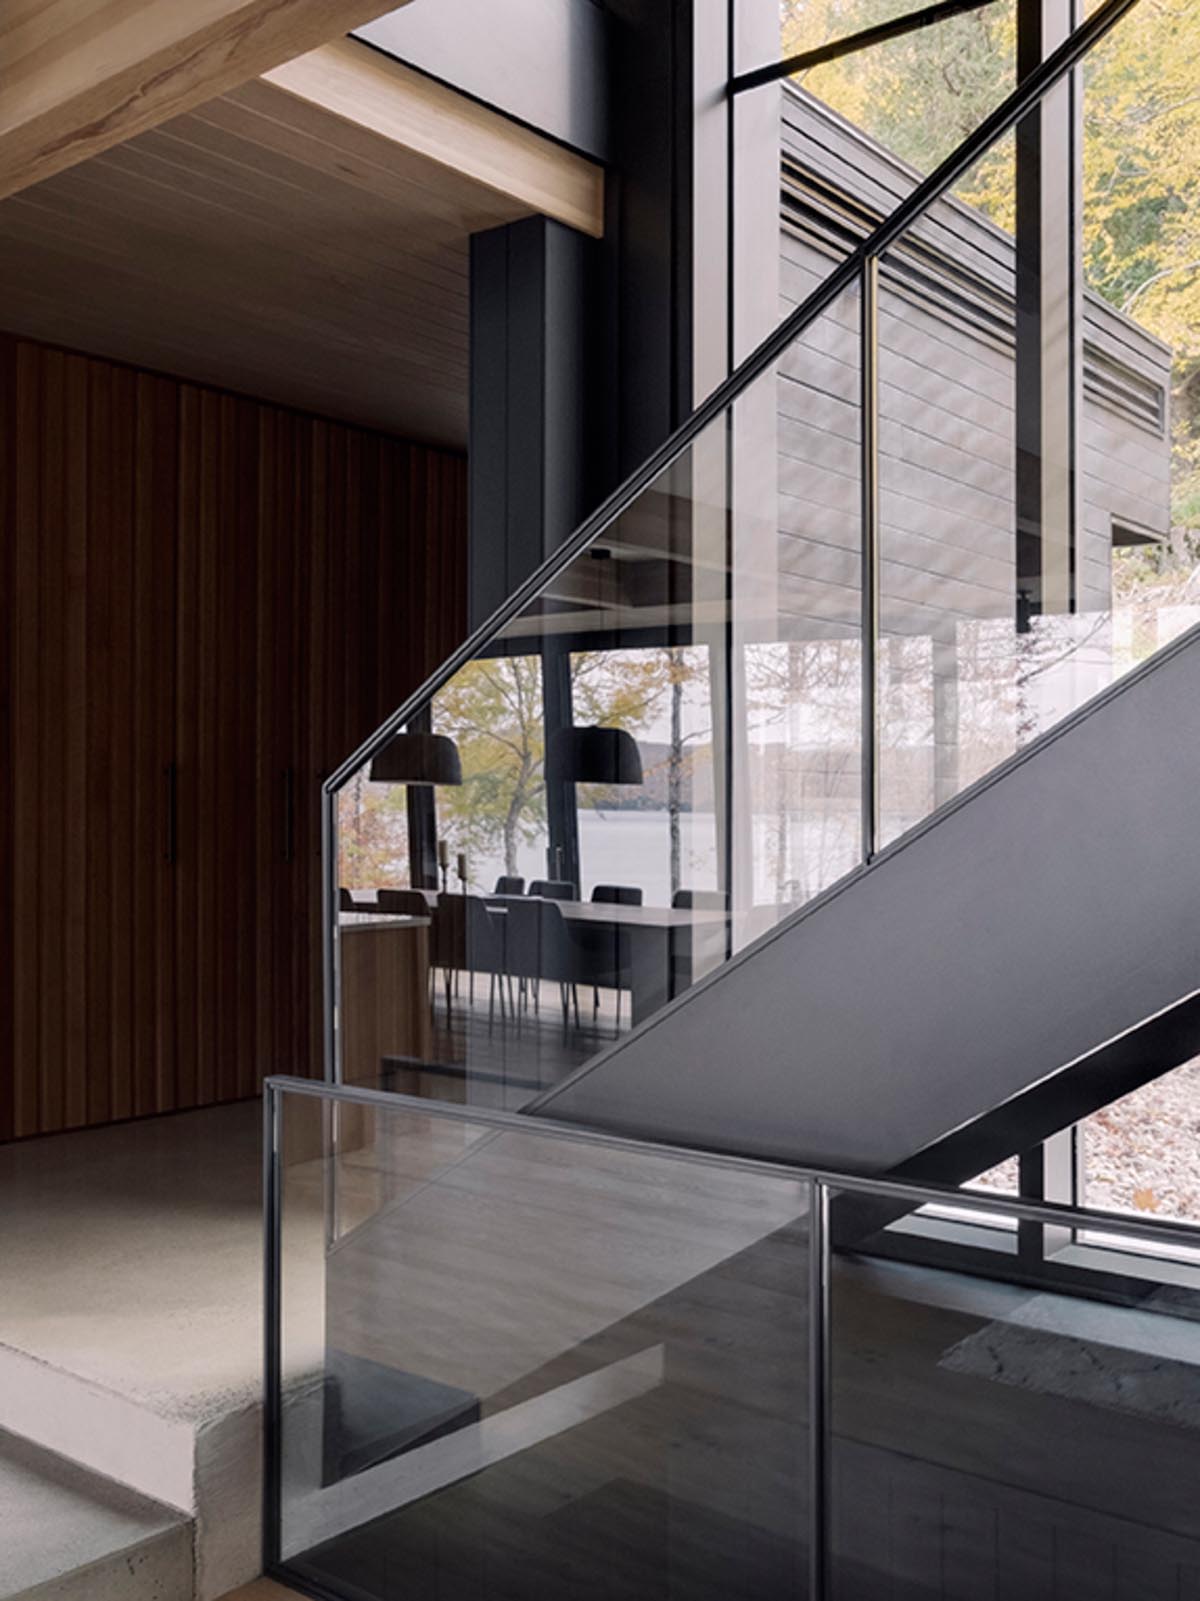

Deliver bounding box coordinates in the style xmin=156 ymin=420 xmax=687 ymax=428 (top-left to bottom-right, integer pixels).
xmin=220 ymin=1581 xmax=306 ymax=1600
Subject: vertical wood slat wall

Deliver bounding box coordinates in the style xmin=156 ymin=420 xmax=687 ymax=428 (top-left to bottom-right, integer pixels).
xmin=0 ymin=332 xmax=467 ymax=1141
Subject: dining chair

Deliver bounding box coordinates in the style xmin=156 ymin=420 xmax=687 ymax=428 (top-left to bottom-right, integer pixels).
xmin=527 ymin=879 xmax=574 ymax=900
xmin=493 ymin=874 xmax=525 ymax=896
xmin=587 ymin=885 xmax=642 ymax=1027
xmin=503 ymin=897 xmax=593 ymax=1037
xmin=464 ymin=895 xmax=509 ymax=1031
xmin=671 ymin=888 xmax=729 ymax=911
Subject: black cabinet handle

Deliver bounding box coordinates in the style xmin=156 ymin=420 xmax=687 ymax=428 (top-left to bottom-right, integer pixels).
xmin=164 ymin=762 xmax=178 ymax=865
xmin=283 ymin=766 xmax=296 ymax=863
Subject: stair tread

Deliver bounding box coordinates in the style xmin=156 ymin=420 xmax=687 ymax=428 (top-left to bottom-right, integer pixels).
xmin=0 ymin=1428 xmax=189 ymax=1599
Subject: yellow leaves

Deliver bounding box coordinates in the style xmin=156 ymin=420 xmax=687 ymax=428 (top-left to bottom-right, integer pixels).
xmin=1132 ymin=1186 xmax=1160 ymax=1212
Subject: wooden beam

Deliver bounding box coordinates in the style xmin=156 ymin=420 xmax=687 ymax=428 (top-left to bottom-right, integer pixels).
xmin=0 ymin=0 xmax=411 ymax=201
xmin=262 ymin=37 xmax=605 ymax=239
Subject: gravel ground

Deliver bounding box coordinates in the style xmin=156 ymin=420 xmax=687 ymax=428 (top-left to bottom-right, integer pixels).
xmin=969 ymin=1059 xmax=1200 ymax=1224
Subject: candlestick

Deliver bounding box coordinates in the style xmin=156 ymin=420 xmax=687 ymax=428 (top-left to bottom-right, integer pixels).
xmin=456 ymin=852 xmax=468 ymax=886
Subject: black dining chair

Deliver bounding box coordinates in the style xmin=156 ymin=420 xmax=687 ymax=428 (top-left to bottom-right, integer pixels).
xmin=427 ymin=894 xmax=467 ymax=1021
xmin=591 ymin=884 xmax=643 ymax=907
xmin=587 ymin=885 xmax=642 ymax=1027
xmin=377 ymin=887 xmax=432 ymax=915
xmin=493 ymin=874 xmax=525 ymax=896
xmin=527 ymin=879 xmax=574 ymax=900
xmin=465 ymin=895 xmax=509 ymax=1031
xmin=503 ymin=897 xmax=593 ymax=1037
xmin=671 ymin=888 xmax=729 ymax=911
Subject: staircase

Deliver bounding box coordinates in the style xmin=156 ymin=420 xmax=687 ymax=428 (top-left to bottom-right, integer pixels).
xmin=0 ymin=1430 xmax=191 ymax=1601
xmin=272 ymin=0 xmax=1200 ymax=1596
xmin=536 ymin=620 xmax=1200 ymax=1175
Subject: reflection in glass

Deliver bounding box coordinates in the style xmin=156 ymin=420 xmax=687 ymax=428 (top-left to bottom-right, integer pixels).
xmin=830 ymin=1180 xmax=1200 ymax=1599
xmin=273 ymin=1088 xmax=813 ymax=1601
xmin=433 ymin=654 xmax=547 ymax=895
xmin=331 ymin=292 xmax=865 ymax=1113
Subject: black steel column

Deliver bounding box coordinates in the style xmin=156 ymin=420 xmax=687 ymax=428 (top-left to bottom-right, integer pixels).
xmin=468 ymin=215 xmax=600 ymax=631
xmin=542 ymin=642 xmax=580 ymax=892
xmin=1015 ymin=0 xmax=1082 ymax=626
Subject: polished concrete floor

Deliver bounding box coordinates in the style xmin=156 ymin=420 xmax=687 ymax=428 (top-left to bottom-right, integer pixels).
xmin=0 ymin=1101 xmax=270 ymax=1417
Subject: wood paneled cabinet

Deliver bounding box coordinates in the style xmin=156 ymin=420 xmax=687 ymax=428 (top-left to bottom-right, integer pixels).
xmin=0 ymin=334 xmax=466 ymax=1140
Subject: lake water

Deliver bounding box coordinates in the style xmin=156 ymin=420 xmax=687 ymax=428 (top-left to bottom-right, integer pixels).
xmin=464 ymin=808 xmax=860 ymax=907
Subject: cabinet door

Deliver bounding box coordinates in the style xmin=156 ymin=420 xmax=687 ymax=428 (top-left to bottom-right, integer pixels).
xmin=175 ymin=384 xmax=264 ymax=1109
xmin=4 ymin=344 xmax=182 ymax=1136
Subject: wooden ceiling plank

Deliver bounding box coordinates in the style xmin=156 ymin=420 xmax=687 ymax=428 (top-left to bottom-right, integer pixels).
xmin=261 ymin=36 xmax=606 ymax=239
xmin=29 ymin=141 xmax=475 ymax=357
xmin=0 ymin=204 xmax=472 ymax=387
xmin=133 ymin=113 xmax=480 ymax=292
xmin=0 ymin=0 xmax=414 ymax=201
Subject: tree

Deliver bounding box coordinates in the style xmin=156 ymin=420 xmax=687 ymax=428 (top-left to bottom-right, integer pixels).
xmin=337 ymin=772 xmax=409 ymax=888
xmin=572 ymin=646 xmax=710 ymax=897
xmin=434 ymin=656 xmax=546 ymax=882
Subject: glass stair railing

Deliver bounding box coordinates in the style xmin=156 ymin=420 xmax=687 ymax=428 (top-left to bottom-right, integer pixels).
xmin=325 ymin=0 xmax=1182 ymax=1133
xmin=267 ymin=6 xmax=1200 ymax=1595
xmin=265 ymin=1073 xmax=1200 ymax=1600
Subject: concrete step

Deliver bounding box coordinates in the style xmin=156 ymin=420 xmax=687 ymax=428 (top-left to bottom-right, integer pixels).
xmin=0 ymin=1102 xmax=301 ymax=1601
xmin=0 ymin=1427 xmax=193 ymax=1601
xmin=0 ymin=1336 xmax=259 ymax=1601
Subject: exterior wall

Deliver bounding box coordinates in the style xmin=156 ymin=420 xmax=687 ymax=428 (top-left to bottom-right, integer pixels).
xmin=0 ymin=333 xmax=467 ymax=1140
xmin=777 ymin=86 xmax=1173 ymax=644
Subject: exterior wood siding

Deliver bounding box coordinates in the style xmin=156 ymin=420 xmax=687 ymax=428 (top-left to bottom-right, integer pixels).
xmin=777 ymin=86 xmax=1173 ymax=641
xmin=0 ymin=333 xmax=466 ymax=1141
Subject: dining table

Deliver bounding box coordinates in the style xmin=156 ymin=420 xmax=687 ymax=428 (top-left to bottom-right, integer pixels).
xmin=349 ymin=888 xmax=734 ymax=1027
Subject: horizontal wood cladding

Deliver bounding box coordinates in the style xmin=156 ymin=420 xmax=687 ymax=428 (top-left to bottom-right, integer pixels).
xmin=0 ymin=333 xmax=466 ymax=1140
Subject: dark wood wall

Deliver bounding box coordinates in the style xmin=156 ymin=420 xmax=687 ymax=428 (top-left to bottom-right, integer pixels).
xmin=0 ymin=333 xmax=466 ymax=1141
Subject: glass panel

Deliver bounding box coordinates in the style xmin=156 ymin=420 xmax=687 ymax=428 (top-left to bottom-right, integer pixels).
xmin=1076 ymin=1056 xmax=1200 ymax=1230
xmin=433 ymin=653 xmax=548 ymax=895
xmin=271 ymin=1085 xmax=814 ymax=1601
xmin=873 ymin=0 xmax=1187 ymax=848
xmin=829 ymin=1180 xmax=1200 ymax=1598
xmin=569 ymin=644 xmax=718 ymax=905
xmin=331 ymin=288 xmax=863 ymax=1110
xmin=1078 ymin=4 xmax=1200 ymax=682
xmin=875 ymin=127 xmax=1022 ymax=842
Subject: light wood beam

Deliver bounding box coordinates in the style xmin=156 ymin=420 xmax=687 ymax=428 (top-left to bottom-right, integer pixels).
xmin=262 ymin=37 xmax=605 ymax=239
xmin=0 ymin=0 xmax=412 ymax=201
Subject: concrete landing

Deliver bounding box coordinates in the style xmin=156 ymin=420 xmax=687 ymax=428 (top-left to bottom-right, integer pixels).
xmin=0 ymin=1428 xmax=192 ymax=1601
xmin=0 ymin=1103 xmax=324 ymax=1601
